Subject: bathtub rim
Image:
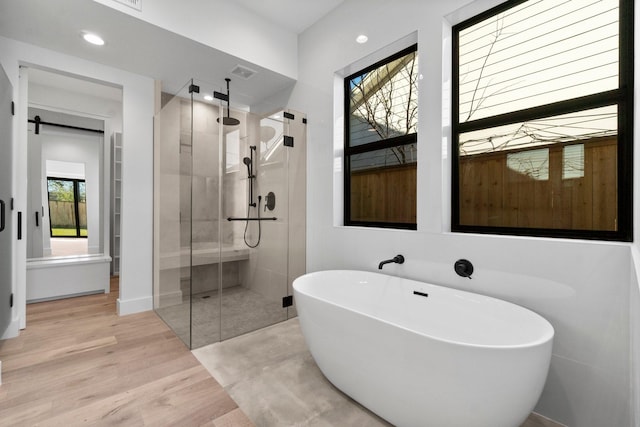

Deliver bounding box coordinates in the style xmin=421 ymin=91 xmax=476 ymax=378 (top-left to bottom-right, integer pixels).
xmin=293 ymin=269 xmax=555 ymax=350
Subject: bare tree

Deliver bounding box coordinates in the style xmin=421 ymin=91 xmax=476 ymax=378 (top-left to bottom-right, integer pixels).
xmin=350 ymin=52 xmax=418 ymax=164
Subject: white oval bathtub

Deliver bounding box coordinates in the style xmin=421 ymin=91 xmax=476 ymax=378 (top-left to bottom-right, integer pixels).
xmin=293 ymin=270 xmax=554 ymax=427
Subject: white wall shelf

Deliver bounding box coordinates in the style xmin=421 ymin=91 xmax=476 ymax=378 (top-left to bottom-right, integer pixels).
xmin=110 ymin=132 xmax=122 ymax=275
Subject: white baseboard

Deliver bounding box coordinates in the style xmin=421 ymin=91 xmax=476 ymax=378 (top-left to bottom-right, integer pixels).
xmin=117 ymin=295 xmax=153 ymax=315
xmin=0 ymin=318 xmax=20 ymax=340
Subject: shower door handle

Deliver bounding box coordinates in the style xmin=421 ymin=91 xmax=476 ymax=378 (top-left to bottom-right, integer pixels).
xmin=0 ymin=199 xmax=5 ymax=232
xmin=227 ymin=217 xmax=277 ymax=221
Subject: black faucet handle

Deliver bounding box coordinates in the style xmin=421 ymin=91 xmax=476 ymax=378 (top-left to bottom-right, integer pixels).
xmin=454 ymin=259 xmax=473 ymax=279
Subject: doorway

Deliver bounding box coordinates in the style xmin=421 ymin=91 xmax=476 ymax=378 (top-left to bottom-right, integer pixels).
xmin=24 ymin=67 xmax=122 ymax=304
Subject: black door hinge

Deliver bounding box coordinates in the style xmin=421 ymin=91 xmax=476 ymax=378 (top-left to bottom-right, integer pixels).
xmin=282 ymin=295 xmax=293 ymax=308
xmin=10 ymin=293 xmax=13 ymax=308
xmin=11 ymin=101 xmax=15 ymax=116
xmin=284 ymin=135 xmax=294 ymax=147
xmin=283 ymin=111 xmax=295 ymax=120
xmin=189 ymin=84 xmax=200 ymax=94
xmin=213 ymin=91 xmax=228 ymax=102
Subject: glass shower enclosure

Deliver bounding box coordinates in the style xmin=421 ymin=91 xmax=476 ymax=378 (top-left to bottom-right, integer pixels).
xmin=153 ymin=79 xmax=306 ymax=349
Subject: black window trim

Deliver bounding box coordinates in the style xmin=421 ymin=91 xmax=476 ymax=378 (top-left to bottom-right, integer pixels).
xmin=344 ymin=43 xmax=418 ymax=230
xmin=47 ymin=176 xmax=88 ymax=239
xmin=451 ymin=0 xmax=634 ymax=242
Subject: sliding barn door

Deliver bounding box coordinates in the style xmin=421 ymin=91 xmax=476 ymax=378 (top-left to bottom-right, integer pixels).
xmin=0 ymin=64 xmax=13 ymax=335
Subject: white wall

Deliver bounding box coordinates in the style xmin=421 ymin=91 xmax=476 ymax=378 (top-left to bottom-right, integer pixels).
xmin=0 ymin=35 xmax=155 ymax=334
xmin=29 ymin=82 xmax=122 ymax=134
xmin=632 ymin=3 xmax=640 ymax=425
xmin=289 ymin=0 xmax=637 ymax=425
xmin=630 ymin=248 xmax=640 ymax=427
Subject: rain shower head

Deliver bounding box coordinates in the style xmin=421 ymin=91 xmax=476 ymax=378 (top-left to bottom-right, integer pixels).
xmin=214 ymin=78 xmax=241 ymax=126
xmin=219 ymin=116 xmax=240 ymax=126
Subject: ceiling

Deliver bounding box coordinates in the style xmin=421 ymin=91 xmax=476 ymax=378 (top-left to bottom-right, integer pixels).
xmin=234 ymin=0 xmax=344 ymax=34
xmin=0 ymin=0 xmax=344 ymax=106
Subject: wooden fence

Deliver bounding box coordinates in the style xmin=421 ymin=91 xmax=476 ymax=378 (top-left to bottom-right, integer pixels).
xmin=350 ymin=163 xmax=416 ymax=224
xmin=349 ymin=138 xmax=616 ymax=231
xmin=49 ymin=201 xmax=87 ymax=229
xmin=459 ymin=138 xmax=617 ymax=231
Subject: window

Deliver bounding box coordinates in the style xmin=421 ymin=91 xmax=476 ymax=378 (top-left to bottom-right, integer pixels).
xmin=452 ymin=0 xmax=633 ymax=240
xmin=47 ymin=177 xmax=87 ymax=238
xmin=344 ymin=44 xmax=418 ymax=229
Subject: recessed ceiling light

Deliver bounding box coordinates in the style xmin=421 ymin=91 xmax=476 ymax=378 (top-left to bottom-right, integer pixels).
xmin=204 ymin=95 xmax=214 ymax=101
xmin=356 ymin=34 xmax=368 ymax=44
xmin=82 ymin=32 xmax=105 ymax=46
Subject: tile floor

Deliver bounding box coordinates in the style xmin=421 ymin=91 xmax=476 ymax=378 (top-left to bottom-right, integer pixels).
xmin=155 ymin=286 xmax=288 ymax=348
xmin=193 ymin=318 xmax=564 ymax=427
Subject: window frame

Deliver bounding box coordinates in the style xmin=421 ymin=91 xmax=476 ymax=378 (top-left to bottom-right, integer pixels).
xmin=344 ymin=43 xmax=419 ymax=230
xmin=47 ymin=176 xmax=88 ymax=239
xmin=451 ymin=0 xmax=634 ymax=241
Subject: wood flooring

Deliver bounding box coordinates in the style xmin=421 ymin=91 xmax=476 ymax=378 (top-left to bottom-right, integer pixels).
xmin=0 ymin=278 xmax=253 ymax=427
xmin=0 ymin=277 xmax=562 ymax=427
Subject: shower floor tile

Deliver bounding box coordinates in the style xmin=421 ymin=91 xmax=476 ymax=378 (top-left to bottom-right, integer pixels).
xmin=155 ymin=285 xmax=287 ymax=349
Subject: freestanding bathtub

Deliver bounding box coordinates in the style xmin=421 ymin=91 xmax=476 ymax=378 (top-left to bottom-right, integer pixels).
xmin=293 ymin=270 xmax=554 ymax=427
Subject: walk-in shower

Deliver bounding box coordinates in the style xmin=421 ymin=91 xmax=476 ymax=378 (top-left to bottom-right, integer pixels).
xmin=153 ymin=78 xmax=306 ymax=349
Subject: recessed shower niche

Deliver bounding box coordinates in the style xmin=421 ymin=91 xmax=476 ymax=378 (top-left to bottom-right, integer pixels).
xmin=153 ymin=79 xmax=306 ymax=348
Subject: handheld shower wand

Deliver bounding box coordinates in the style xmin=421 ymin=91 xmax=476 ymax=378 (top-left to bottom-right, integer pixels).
xmin=243 ymin=157 xmax=252 ymax=179
xmin=245 ymin=146 xmax=256 ymax=207
xmin=243 ymin=146 xmax=260 ymax=247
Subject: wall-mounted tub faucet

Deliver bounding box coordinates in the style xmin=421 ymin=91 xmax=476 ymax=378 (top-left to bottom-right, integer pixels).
xmin=378 ymin=255 xmax=405 ymax=270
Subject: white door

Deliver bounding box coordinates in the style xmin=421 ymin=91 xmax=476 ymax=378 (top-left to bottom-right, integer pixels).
xmin=0 ymin=64 xmax=13 ymax=335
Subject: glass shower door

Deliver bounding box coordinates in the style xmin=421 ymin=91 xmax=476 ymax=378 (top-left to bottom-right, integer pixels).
xmin=189 ymin=85 xmax=223 ymax=348
xmin=154 ymin=81 xmax=195 ymax=348
xmin=215 ymin=110 xmax=283 ymax=341
xmin=218 ymin=109 xmax=290 ymax=341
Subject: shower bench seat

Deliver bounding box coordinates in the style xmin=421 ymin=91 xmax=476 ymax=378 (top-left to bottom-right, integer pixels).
xmin=156 ymin=244 xmax=251 ymax=306
xmin=158 ymin=243 xmax=250 ymax=270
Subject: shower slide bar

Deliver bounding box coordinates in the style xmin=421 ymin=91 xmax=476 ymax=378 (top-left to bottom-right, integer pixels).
xmin=227 ymin=217 xmax=277 ymax=221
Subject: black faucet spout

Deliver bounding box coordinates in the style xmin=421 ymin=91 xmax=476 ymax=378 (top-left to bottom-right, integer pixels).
xmin=378 ymin=254 xmax=405 ymax=270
